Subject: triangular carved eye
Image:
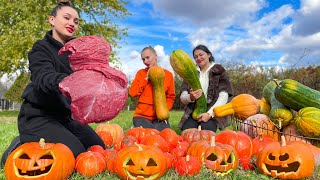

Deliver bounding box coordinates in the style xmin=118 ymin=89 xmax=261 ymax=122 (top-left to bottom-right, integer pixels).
xmin=227 ymin=155 xmax=232 ymax=163
xmin=206 ymin=153 xmax=218 ymax=161
xmin=146 ymin=158 xmax=157 ymax=166
xmin=19 ymin=154 xmax=31 ymax=159
xmin=40 ymin=155 xmax=53 ymax=159
xmin=126 ymin=159 xmax=135 ymax=166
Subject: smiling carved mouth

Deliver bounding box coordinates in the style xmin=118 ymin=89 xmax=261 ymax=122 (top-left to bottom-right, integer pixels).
xmin=17 ymin=164 xmax=52 ymax=176
xmin=264 ymin=161 xmax=300 ymax=173
xmin=125 ymin=169 xmax=160 ymax=180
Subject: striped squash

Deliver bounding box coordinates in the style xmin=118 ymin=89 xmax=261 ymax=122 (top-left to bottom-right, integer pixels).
xmin=294 ymin=107 xmax=320 ymax=138
xmin=263 ymin=80 xmax=293 ymax=129
xmin=274 ymin=79 xmax=320 ymax=111
xmin=170 ymin=49 xmax=207 ymax=119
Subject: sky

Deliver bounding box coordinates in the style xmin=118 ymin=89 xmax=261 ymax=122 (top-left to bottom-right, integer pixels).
xmin=113 ymin=0 xmax=320 ymax=81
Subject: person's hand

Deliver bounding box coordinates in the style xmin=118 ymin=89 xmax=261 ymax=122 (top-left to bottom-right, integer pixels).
xmin=190 ymin=89 xmax=202 ymax=101
xmin=197 ymin=113 xmax=212 ymax=122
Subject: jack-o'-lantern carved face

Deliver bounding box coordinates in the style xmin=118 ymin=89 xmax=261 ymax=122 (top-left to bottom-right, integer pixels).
xmin=114 ymin=143 xmax=167 ymax=180
xmin=256 ymin=137 xmax=315 ymax=179
xmin=204 ymin=143 xmax=239 ymax=176
xmin=5 ymin=138 xmax=75 ymax=180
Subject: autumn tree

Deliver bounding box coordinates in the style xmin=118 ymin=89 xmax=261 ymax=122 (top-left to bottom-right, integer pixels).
xmin=0 ymin=0 xmax=129 ymax=101
xmin=0 ymin=0 xmax=129 ymax=76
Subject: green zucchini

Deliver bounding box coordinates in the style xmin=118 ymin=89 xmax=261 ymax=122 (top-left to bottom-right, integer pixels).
xmin=170 ymin=49 xmax=207 ymax=119
xmin=274 ymin=79 xmax=320 ymax=111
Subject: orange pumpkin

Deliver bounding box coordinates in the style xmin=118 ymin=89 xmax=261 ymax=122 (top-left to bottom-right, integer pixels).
xmin=114 ymin=143 xmax=167 ymax=180
xmin=125 ymin=127 xmax=160 ymax=142
xmin=240 ymin=114 xmax=279 ymax=141
xmin=215 ymin=130 xmax=254 ymax=170
xmin=180 ymin=125 xmax=215 ymax=144
xmin=256 ymin=136 xmax=315 ymax=179
xmin=95 ymin=123 xmax=124 ymax=143
xmin=148 ymin=66 xmax=170 ymax=121
xmin=5 ymin=138 xmax=75 ymax=180
xmin=213 ymin=94 xmax=260 ymax=120
xmin=187 ymin=136 xmax=239 ymax=176
xmin=251 ymin=134 xmax=276 ymax=157
xmin=174 ymin=155 xmax=202 ymax=176
xmin=75 ymin=151 xmax=107 ymax=178
xmin=96 ymin=131 xmax=113 ymax=147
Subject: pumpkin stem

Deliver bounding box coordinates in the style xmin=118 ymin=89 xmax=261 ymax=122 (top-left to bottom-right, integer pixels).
xmin=210 ymin=136 xmax=216 ymax=146
xmin=278 ymin=120 xmax=282 ymax=129
xmin=186 ymin=155 xmax=190 ymax=162
xmin=39 ymin=138 xmax=46 ymax=148
xmin=258 ymin=133 xmax=263 ymax=141
xmin=135 ymin=142 xmax=143 ymax=151
xmin=281 ymin=135 xmax=286 ymax=146
xmin=198 ymin=125 xmax=202 ymax=131
xmin=273 ymin=79 xmax=280 ymax=87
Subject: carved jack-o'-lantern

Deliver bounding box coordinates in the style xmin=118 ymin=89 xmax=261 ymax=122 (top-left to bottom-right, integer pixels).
xmin=187 ymin=136 xmax=239 ymax=176
xmin=256 ymin=136 xmax=315 ymax=179
xmin=114 ymin=143 xmax=167 ymax=180
xmin=203 ymin=139 xmax=239 ymax=176
xmin=5 ymin=138 xmax=75 ymax=180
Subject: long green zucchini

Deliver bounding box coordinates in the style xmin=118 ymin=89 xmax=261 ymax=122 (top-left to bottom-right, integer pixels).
xmin=170 ymin=49 xmax=207 ymax=119
xmin=274 ymin=79 xmax=320 ymax=111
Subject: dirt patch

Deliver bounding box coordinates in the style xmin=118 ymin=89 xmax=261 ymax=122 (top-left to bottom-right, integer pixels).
xmin=0 ymin=117 xmax=17 ymax=123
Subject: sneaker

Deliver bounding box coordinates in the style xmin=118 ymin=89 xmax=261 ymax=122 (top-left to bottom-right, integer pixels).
xmin=1 ymin=136 xmax=21 ymax=167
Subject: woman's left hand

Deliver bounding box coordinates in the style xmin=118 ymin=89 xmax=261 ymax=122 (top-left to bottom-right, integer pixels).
xmin=197 ymin=113 xmax=211 ymax=122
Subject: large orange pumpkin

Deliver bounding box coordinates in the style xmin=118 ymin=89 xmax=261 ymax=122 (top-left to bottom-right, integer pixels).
xmin=187 ymin=137 xmax=239 ymax=176
xmin=114 ymin=143 xmax=167 ymax=180
xmin=256 ymin=136 xmax=315 ymax=179
xmin=213 ymin=94 xmax=260 ymax=120
xmin=5 ymin=138 xmax=75 ymax=180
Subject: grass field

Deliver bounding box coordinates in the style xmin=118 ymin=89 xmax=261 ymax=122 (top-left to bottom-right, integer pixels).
xmin=0 ymin=110 xmax=319 ymax=179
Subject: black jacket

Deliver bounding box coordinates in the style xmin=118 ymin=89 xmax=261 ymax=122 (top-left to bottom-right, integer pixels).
xmin=22 ymin=31 xmax=73 ymax=116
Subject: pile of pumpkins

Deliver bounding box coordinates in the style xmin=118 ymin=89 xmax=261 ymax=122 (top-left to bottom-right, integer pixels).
xmin=4 ymin=79 xmax=320 ymax=180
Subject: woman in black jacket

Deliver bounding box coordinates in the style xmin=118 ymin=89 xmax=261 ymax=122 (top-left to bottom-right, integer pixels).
xmin=1 ymin=1 xmax=105 ymax=166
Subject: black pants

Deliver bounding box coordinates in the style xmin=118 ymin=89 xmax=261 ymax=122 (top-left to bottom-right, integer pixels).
xmin=133 ymin=117 xmax=170 ymax=132
xmin=17 ymin=102 xmax=105 ymax=158
xmin=181 ymin=116 xmax=217 ymax=132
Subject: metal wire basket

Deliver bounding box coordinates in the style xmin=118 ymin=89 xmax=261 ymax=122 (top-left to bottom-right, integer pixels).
xmin=231 ymin=116 xmax=320 ymax=146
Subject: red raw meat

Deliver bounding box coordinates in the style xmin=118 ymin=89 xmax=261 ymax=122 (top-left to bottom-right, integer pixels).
xmin=58 ymin=36 xmax=128 ymax=124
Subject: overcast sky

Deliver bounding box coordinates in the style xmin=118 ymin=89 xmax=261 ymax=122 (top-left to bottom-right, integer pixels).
xmin=113 ymin=0 xmax=320 ymax=81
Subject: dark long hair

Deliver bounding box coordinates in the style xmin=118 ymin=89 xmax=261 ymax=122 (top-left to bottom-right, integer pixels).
xmin=50 ymin=0 xmax=73 ymax=17
xmin=193 ymin=45 xmax=215 ymax=62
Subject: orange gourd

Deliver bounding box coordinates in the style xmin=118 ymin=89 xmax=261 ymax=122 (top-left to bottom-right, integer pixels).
xmin=213 ymin=94 xmax=260 ymax=120
xmin=148 ymin=66 xmax=170 ymax=121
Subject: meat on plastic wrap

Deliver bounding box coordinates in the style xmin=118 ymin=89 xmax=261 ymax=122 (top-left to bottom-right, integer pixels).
xmin=58 ymin=35 xmax=128 ymax=124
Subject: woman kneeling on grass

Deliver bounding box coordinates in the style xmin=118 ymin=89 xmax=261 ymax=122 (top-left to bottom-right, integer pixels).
xmin=0 ymin=0 xmax=105 ymax=166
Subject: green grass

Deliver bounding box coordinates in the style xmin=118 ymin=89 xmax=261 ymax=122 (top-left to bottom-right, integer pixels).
xmin=0 ymin=110 xmax=319 ymax=179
